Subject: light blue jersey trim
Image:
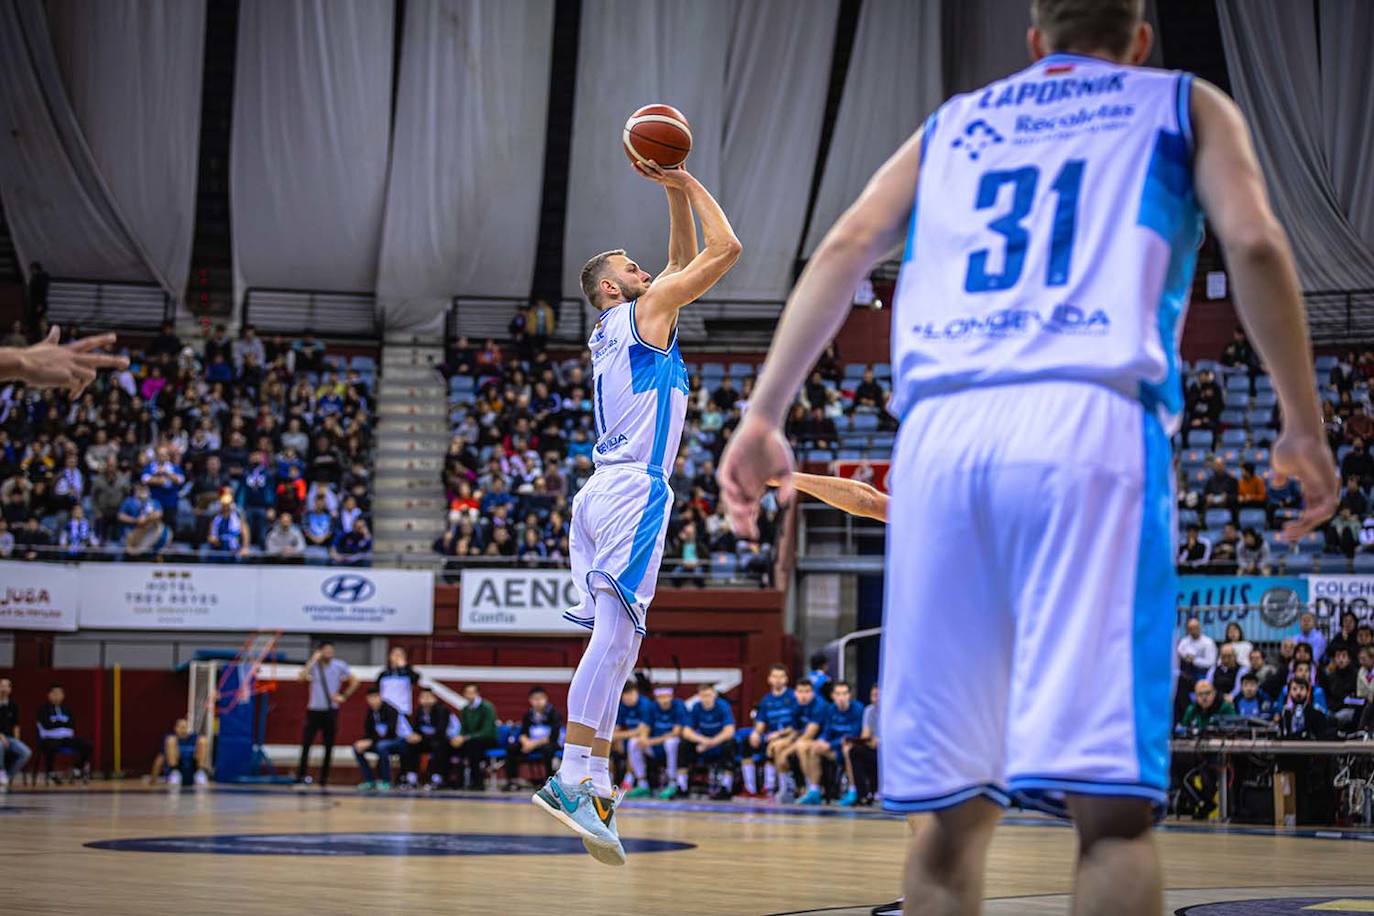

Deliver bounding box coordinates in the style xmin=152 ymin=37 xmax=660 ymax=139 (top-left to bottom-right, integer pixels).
xmin=619 ymin=475 xmax=671 ymax=594
xmin=1129 ymin=409 xmax=1175 ymax=793
xmin=901 ymin=109 xmax=939 ymax=263
xmin=585 ymin=570 xmax=648 ymax=637
xmin=1011 ymin=777 xmax=1168 ymax=821
xmin=883 ymin=783 xmax=1011 ymax=814
xmin=628 ymin=299 xmax=675 ymax=356
xmin=1175 ymin=72 xmax=1194 ymax=152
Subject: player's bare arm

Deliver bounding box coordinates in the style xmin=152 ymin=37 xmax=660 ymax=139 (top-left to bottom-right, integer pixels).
xmin=774 ymin=472 xmax=890 ymax=523
xmin=660 ymin=182 xmax=699 ymax=278
xmin=719 ymin=128 xmax=923 ymax=537
xmin=632 ymin=161 xmax=741 ymax=348
xmin=0 ymin=325 xmax=129 ymax=396
xmin=1190 ymin=79 xmax=1337 ymax=538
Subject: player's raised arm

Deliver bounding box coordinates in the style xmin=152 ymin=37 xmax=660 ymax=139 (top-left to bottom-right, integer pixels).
xmin=718 ymin=127 xmax=923 ymax=537
xmin=1190 ymin=80 xmax=1337 ymax=539
xmin=782 ymin=472 xmax=889 ymax=523
xmin=0 ymin=326 xmax=129 ymax=396
xmin=660 ymin=185 xmax=699 ymax=279
xmin=633 ymin=162 xmax=741 ymax=342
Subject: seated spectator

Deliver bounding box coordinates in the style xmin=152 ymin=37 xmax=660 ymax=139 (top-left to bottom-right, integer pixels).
xmin=453 ymin=683 xmax=498 ymax=790
xmin=1207 ymin=645 xmax=1245 ymax=702
xmin=504 ymin=687 xmax=563 ymax=790
xmin=1177 ymin=525 xmax=1211 ymax=568
xmin=301 ymin=494 xmax=336 ymax=550
xmin=140 ymin=445 xmax=184 ymax=534
xmin=14 ymin=515 xmax=54 ymax=560
xmin=1203 ymin=457 xmax=1238 ymax=517
xmin=1278 ymin=661 xmax=1328 ymax=713
xmin=403 ymin=688 xmax=460 ymax=790
xmin=1220 ymin=328 xmax=1255 ymax=370
xmin=0 ymin=519 xmax=12 ymax=558
xmin=59 ymin=504 xmax=98 ymax=556
xmin=89 ymin=458 xmax=128 ymax=542
xmin=798 ymin=406 xmax=838 ymax=449
xmin=1319 ymin=646 xmax=1359 ymax=721
xmin=265 ymin=512 xmax=306 ymax=561
xmin=1178 ymin=680 xmax=1235 ymax=732
xmin=680 ymin=683 xmax=736 ymax=800
xmin=1209 ymin=523 xmax=1240 ymax=568
xmin=842 ymin=684 xmax=880 ymax=807
xmin=36 ymin=683 xmax=91 ymax=783
xmin=851 ymin=368 xmax=885 ymax=414
xmin=206 ymin=495 xmax=250 ymax=560
xmin=1248 ymin=647 xmax=1275 ymax=687
xmin=1237 ymin=462 xmax=1266 ymax=509
xmin=1221 ymin=623 xmax=1254 ymax=669
xmin=354 ymin=687 xmax=410 ymax=791
xmin=1342 ymin=437 xmax=1374 ymax=491
xmin=119 ymin=482 xmax=168 ymax=558
xmin=237 ymin=451 xmax=276 ymax=547
xmin=797 ymin=680 xmax=864 ymax=806
xmin=626 ymin=687 xmax=688 ymax=800
xmin=331 ymin=516 xmax=372 ymax=565
xmin=668 ymin=520 xmax=706 ymax=587
xmin=1279 ymin=678 xmax=1327 ymax=739
xmin=150 ymin=718 xmax=210 ymax=786
xmin=1295 ymin=612 xmax=1328 ymax=665
xmin=0 ymin=677 xmax=32 ymax=792
xmin=1232 ymin=673 xmax=1274 ymax=720
xmin=1236 ymin=528 xmax=1270 ymax=574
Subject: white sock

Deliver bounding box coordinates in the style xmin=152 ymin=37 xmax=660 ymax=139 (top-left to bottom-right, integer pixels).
xmin=721 ymin=771 xmax=734 ymax=790
xmin=742 ymin=760 xmax=757 ymax=794
xmin=558 ymin=743 xmax=593 ymax=786
xmin=764 ymin=763 xmax=778 ymax=792
xmin=807 ymin=782 xmax=820 ymax=793
xmin=676 ymin=771 xmax=688 ymax=791
xmin=664 ymin=736 xmax=680 ymax=776
xmin=629 ymin=740 xmax=648 ymax=780
xmin=589 ymin=756 xmax=612 ymax=796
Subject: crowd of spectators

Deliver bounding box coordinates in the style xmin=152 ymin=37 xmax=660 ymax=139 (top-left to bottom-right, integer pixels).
xmin=0 ymin=320 xmax=374 ymax=563
xmin=433 ymin=330 xmax=795 ymax=585
xmin=1174 ymin=334 xmax=1374 ymax=573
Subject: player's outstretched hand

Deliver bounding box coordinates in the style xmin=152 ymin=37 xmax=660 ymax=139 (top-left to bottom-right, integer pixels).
xmin=1271 ymin=430 xmax=1338 ymax=541
xmin=718 ymin=414 xmax=795 ymax=540
xmin=633 ymin=159 xmax=693 ymax=190
xmin=11 ymin=325 xmax=128 ymax=396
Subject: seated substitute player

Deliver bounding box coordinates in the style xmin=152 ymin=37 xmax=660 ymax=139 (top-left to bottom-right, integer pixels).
xmin=740 ymin=664 xmax=799 ymax=798
xmin=149 ymin=718 xmax=210 ymax=786
xmin=532 ymin=156 xmax=742 ymax=865
xmin=773 ymin=678 xmax=829 ymax=802
xmin=402 ymin=688 xmax=461 ymax=790
xmin=354 ymin=686 xmax=411 ymax=791
xmin=505 ymin=687 xmax=563 ymax=790
xmin=719 ymin=0 xmax=1337 ymax=908
xmin=36 ymin=683 xmax=92 ymax=783
xmin=627 ymin=686 xmax=688 ymax=799
xmin=841 ymin=684 xmax=881 ymax=807
xmin=680 ymin=683 xmax=737 ymax=800
xmin=611 ymin=682 xmax=653 ymax=791
xmin=798 ymin=681 xmax=865 ymax=805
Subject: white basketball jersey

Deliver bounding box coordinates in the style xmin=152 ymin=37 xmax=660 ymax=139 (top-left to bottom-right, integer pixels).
xmin=587 ymin=300 xmax=689 ymax=477
xmin=891 ymin=53 xmax=1202 ymax=432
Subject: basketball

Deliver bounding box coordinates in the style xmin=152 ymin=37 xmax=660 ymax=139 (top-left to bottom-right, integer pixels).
xmin=623 ymin=103 xmax=692 ymax=169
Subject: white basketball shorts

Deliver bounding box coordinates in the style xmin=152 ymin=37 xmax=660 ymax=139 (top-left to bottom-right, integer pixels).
xmin=879 ymin=380 xmax=1175 ymax=816
xmin=563 ymin=465 xmax=674 ymax=637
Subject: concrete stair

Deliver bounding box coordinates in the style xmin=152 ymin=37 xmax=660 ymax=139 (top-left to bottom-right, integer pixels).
xmin=372 ymin=339 xmax=449 ymax=559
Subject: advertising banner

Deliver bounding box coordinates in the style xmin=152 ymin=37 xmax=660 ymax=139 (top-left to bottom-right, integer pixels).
xmin=459 ymin=568 xmax=587 ymax=635
xmin=77 ymin=563 xmax=256 ymax=630
xmin=258 ymin=567 xmax=433 ymax=634
xmin=1307 ymin=575 xmax=1374 ymax=624
xmin=0 ymin=560 xmax=79 ymax=631
xmin=833 ymin=459 xmax=891 ymax=493
xmin=1175 ymin=575 xmax=1308 ymax=642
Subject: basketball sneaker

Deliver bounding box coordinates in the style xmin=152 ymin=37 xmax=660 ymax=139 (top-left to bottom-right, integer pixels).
xmin=797 ymin=787 xmax=823 ymax=806
xmin=837 ymin=788 xmax=858 ymax=807
xmin=193 ymin=770 xmax=209 ymax=787
xmin=167 ymin=769 xmax=183 ymax=787
xmin=624 ymin=783 xmax=651 ymax=799
xmin=532 ymin=776 xmax=625 ymax=866
xmin=654 ymin=784 xmax=679 ymax=800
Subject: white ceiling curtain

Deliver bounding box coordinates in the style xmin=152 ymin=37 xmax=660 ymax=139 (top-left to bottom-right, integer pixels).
xmin=802 ymin=0 xmax=943 ymax=257
xmin=45 ymin=0 xmax=206 ymax=301
xmin=560 ymin=0 xmax=733 ymax=300
xmin=0 ymin=0 xmax=156 ymax=284
xmin=713 ymin=0 xmax=839 ymax=300
xmin=230 ymin=0 xmax=394 ymax=294
xmin=1217 ymin=0 xmax=1374 ymax=291
xmin=376 ymin=0 xmax=555 ymax=331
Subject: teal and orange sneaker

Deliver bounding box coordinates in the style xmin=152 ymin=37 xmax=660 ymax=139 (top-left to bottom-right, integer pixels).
xmin=531 ymin=776 xmax=625 ymax=866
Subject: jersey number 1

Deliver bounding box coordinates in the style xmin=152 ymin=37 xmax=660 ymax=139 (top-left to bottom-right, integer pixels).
xmin=964 ymin=159 xmax=1085 ymax=293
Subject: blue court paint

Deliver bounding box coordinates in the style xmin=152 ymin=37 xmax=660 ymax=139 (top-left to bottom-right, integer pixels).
xmin=1178 ymin=899 xmax=1374 ymax=915
xmin=84 ymin=831 xmax=695 ymax=857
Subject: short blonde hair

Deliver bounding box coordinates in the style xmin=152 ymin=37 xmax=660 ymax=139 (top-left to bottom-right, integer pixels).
xmin=580 ymin=249 xmax=625 ymax=308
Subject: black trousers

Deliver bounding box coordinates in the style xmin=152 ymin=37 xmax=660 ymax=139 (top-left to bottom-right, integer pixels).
xmin=296 ymin=709 xmax=338 ymax=784
xmin=849 ymin=741 xmax=879 ymax=800
xmin=403 ymin=735 xmax=452 ymax=783
xmin=454 ymin=737 xmax=497 ymax=788
xmin=505 ymin=742 xmax=559 ymax=784
xmin=40 ymin=737 xmax=92 ymax=774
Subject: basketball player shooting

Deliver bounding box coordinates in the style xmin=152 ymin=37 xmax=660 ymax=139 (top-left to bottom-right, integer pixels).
xmin=719 ymin=1 xmax=1337 ymax=913
xmin=532 ymin=153 xmax=741 ymax=865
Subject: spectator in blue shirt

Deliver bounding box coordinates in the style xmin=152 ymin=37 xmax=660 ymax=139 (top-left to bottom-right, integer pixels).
xmin=236 ymin=451 xmax=276 ymax=547
xmin=116 ymin=482 xmax=167 ymax=556
xmin=331 ymin=517 xmax=372 ymax=565
xmin=808 ymin=651 xmax=832 ymax=700
xmin=1277 ymin=660 xmax=1329 ymax=714
xmin=480 ymin=477 xmax=516 ymax=515
xmin=302 ymin=494 xmax=336 ymax=551
xmin=626 ymin=687 xmax=688 ymax=800
xmin=681 ymin=683 xmax=737 ymax=799
xmin=206 ymin=496 xmax=250 ymax=560
xmin=1233 ymin=673 xmax=1274 ymax=719
xmin=798 ymin=680 xmax=864 ymax=805
xmin=741 ymin=664 xmax=798 ymax=797
xmin=611 ymin=683 xmax=654 ymax=791
xmin=140 ymin=446 xmax=185 ymax=533
xmin=1295 ymin=612 xmax=1327 ymax=665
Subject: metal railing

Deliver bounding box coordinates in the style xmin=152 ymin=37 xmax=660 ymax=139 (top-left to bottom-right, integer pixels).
xmin=46 ymin=278 xmax=174 ymax=330
xmin=242 ymin=286 xmax=379 ymax=338
xmin=1304 ymin=287 xmax=1374 ymax=346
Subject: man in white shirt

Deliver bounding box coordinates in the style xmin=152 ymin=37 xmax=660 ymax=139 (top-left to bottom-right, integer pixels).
xmin=1177 ymin=618 xmax=1219 ymax=680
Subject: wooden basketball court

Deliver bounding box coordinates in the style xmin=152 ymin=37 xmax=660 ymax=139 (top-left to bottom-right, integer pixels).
xmin=2 ymin=785 xmax=1371 ymax=914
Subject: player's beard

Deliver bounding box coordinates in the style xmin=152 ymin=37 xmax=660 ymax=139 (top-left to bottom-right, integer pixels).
xmin=620 ymin=277 xmax=650 ymax=301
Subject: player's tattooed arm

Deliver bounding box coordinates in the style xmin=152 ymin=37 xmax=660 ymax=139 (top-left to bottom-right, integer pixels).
xmin=781 ymin=472 xmax=889 ymax=523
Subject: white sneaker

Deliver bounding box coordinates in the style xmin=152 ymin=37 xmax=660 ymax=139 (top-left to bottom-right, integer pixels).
xmin=167 ymin=769 xmax=183 ymax=786
xmin=0 ymin=770 xmax=9 ymax=792
xmin=193 ymin=770 xmax=208 ymax=787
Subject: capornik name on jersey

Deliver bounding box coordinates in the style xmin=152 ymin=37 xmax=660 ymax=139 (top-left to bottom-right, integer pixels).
xmin=978 ymin=72 xmax=1126 ymax=109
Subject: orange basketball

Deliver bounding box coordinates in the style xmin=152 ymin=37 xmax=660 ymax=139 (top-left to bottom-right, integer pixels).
xmin=623 ymin=104 xmax=692 ymax=169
